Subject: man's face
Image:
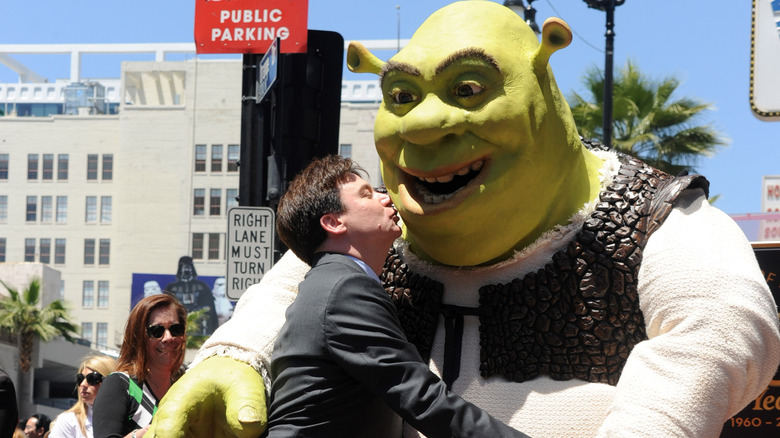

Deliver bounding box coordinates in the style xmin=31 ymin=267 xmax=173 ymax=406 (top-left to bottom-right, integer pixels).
xmin=372 ymin=2 xmax=573 ymax=266
xmin=333 ymin=173 xmax=401 ymax=249
xmin=24 ymin=418 xmax=41 ymax=438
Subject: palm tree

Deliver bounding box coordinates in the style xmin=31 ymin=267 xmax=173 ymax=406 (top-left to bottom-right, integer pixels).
xmin=568 ymin=59 xmax=728 ymax=175
xmin=0 ymin=277 xmax=78 ymax=417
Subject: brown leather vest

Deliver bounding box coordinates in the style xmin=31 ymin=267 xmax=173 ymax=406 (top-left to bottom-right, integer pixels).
xmin=381 ymin=147 xmax=709 ymax=386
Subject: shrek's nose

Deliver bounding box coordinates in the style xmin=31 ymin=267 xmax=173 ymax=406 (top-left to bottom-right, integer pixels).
xmin=398 ymin=93 xmax=466 ymax=145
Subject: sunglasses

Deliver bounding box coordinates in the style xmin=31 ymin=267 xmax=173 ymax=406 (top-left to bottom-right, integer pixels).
xmin=76 ymin=371 xmax=104 ymax=386
xmin=146 ymin=323 xmax=186 ymax=339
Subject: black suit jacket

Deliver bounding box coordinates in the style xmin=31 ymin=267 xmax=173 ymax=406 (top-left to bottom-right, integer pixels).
xmin=0 ymin=368 xmax=18 ymax=438
xmin=266 ymin=252 xmax=527 ymax=438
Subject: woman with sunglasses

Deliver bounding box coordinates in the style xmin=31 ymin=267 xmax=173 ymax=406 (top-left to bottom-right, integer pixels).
xmin=93 ymin=294 xmax=187 ymax=438
xmin=49 ymin=354 xmax=117 ymax=438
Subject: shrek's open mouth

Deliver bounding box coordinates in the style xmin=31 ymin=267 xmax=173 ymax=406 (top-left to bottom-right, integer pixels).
xmin=410 ymin=160 xmax=484 ymax=204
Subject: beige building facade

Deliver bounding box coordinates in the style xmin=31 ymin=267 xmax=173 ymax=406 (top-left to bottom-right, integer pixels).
xmin=0 ymin=44 xmax=382 ymax=411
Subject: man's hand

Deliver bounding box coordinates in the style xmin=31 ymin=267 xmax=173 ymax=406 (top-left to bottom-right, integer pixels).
xmin=147 ymin=356 xmax=267 ymax=438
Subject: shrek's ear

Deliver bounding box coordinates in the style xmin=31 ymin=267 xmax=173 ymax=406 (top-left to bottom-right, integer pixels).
xmin=533 ymin=18 xmax=572 ymax=74
xmin=347 ymin=41 xmax=385 ymax=75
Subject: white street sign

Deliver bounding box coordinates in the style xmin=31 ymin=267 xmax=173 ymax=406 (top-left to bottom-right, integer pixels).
xmin=226 ymin=206 xmax=275 ymax=299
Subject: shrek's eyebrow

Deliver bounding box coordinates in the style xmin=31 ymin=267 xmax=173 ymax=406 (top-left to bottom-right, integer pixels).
xmin=379 ymin=60 xmax=421 ymax=88
xmin=434 ymin=47 xmax=500 ymax=75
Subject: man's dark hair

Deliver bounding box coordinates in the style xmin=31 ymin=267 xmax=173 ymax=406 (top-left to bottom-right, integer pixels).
xmin=276 ymin=155 xmax=365 ymax=265
xmin=30 ymin=413 xmax=51 ymax=433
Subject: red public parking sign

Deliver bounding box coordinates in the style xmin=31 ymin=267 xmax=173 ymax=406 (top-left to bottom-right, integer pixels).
xmin=194 ymin=0 xmax=308 ymax=54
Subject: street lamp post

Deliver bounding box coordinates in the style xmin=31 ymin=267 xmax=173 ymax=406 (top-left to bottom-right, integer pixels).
xmin=503 ymin=0 xmax=540 ymax=36
xmin=583 ymin=0 xmax=625 ymax=148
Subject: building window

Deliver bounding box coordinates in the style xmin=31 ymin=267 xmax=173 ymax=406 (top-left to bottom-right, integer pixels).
xmin=0 ymin=238 xmax=6 ymax=262
xmin=0 ymin=154 xmax=8 ymax=180
xmin=100 ymin=196 xmax=112 ymax=223
xmin=195 ymin=144 xmax=206 ymax=172
xmin=227 ymin=144 xmax=239 ymax=172
xmin=85 ymin=196 xmax=97 ymax=223
xmin=81 ymin=322 xmax=93 ymax=344
xmin=26 ymin=196 xmax=37 ymax=222
xmin=208 ymin=233 xmax=220 ymax=260
xmin=102 ymin=154 xmax=113 ymax=180
xmin=55 ymin=238 xmax=66 ymax=264
xmin=0 ymin=196 xmax=7 ymax=223
xmin=57 ymin=154 xmax=69 ymax=180
xmin=99 ymin=239 xmax=110 ymax=265
xmin=97 ymin=281 xmax=109 ymax=308
xmin=210 ymin=189 xmax=221 ymax=216
xmin=87 ymin=154 xmax=98 ymax=180
xmin=39 ymin=238 xmax=51 ymax=264
xmin=27 ymin=154 xmax=39 ymax=180
xmin=82 ymin=281 xmax=94 ymax=307
xmin=60 ymin=280 xmax=65 ymax=300
xmin=41 ymin=196 xmax=52 ymax=223
xmin=211 ymin=144 xmax=223 ymax=172
xmin=193 ymin=189 xmax=205 ymax=216
xmin=96 ymin=323 xmax=108 ymax=348
xmin=42 ymin=154 xmax=54 ymax=180
xmin=84 ymin=239 xmax=95 ymax=265
xmin=56 ymin=196 xmax=67 ymax=223
xmin=192 ymin=233 xmax=204 ymax=260
xmin=339 ymin=144 xmax=352 ymax=158
xmin=226 ymin=188 xmax=238 ymax=211
xmin=24 ymin=238 xmax=35 ymax=262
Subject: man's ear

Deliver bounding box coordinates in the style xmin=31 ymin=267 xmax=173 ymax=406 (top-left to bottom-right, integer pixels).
xmin=320 ymin=213 xmax=347 ymax=235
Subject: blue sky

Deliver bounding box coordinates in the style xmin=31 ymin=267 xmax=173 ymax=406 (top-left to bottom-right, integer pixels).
xmin=1 ymin=0 xmax=778 ymax=215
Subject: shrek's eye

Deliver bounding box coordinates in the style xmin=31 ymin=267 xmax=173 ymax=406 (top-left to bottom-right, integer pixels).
xmin=389 ymin=89 xmax=418 ymax=104
xmin=454 ymin=82 xmax=484 ymax=98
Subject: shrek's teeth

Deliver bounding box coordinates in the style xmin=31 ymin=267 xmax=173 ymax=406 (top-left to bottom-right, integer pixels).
xmin=416 ymin=161 xmax=484 ymax=185
xmin=413 ymin=160 xmax=485 ymax=204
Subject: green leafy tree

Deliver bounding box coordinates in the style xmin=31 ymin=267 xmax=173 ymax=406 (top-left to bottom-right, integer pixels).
xmin=568 ymin=59 xmax=728 ymax=175
xmin=186 ymin=307 xmax=208 ymax=349
xmin=0 ymin=277 xmax=78 ymax=417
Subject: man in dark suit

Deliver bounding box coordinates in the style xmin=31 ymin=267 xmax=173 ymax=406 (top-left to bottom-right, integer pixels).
xmin=266 ymin=155 xmax=528 ymax=438
xmin=0 ymin=367 xmax=17 ymax=438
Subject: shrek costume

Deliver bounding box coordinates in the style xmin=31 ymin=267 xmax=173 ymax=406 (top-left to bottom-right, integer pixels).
xmin=149 ymin=2 xmax=780 ymax=437
xmin=183 ymin=146 xmax=778 ymax=437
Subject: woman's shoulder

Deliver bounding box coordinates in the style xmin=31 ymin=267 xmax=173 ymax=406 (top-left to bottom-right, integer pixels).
xmin=49 ymin=411 xmax=78 ymax=437
xmin=100 ymin=371 xmax=139 ymax=394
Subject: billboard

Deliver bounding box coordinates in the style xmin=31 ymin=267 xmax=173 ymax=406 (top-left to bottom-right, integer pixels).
xmin=721 ymin=243 xmax=780 ymax=436
xmin=131 ymin=256 xmax=235 ymax=336
xmin=750 ymin=0 xmax=780 ymax=120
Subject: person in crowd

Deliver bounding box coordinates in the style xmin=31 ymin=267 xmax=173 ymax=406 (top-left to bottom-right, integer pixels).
xmin=14 ymin=420 xmax=25 ymax=438
xmin=0 ymin=367 xmax=18 ymax=438
xmin=23 ymin=414 xmax=50 ymax=438
xmin=93 ymin=294 xmax=186 ymax=438
xmin=265 ymin=155 xmax=527 ymax=437
xmin=49 ymin=354 xmax=117 ymax=438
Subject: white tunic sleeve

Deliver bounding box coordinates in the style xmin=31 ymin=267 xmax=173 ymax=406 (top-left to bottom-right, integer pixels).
xmin=597 ymin=189 xmax=780 ymax=437
xmin=189 ymin=250 xmax=307 ymax=387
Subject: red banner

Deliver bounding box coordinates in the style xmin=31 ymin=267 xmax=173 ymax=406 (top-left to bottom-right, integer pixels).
xmin=194 ymin=0 xmax=308 ymax=54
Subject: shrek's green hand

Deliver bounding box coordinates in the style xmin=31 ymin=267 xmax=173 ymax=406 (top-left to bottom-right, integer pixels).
xmin=147 ymin=356 xmax=267 ymax=438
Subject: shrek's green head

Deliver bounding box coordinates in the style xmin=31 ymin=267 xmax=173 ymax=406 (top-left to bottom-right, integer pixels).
xmin=348 ymin=0 xmax=603 ymax=267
